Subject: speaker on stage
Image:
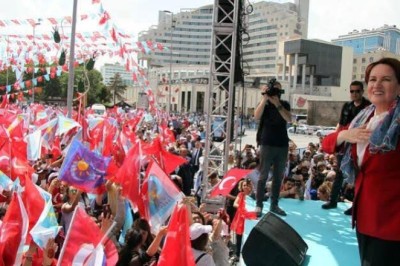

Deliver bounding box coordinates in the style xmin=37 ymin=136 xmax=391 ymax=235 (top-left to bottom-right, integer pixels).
xmin=242 ymin=212 xmax=308 ymax=266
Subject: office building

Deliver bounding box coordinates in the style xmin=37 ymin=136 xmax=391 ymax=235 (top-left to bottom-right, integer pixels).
xmin=332 ymin=24 xmax=400 ymax=55
xmin=280 ymin=39 xmax=353 ymax=111
xmin=100 ymin=63 xmax=139 ymax=105
xmin=138 ymin=5 xmax=213 ymax=67
xmin=352 ymin=50 xmax=400 ymax=81
xmin=244 ymin=0 xmax=309 ymax=77
xmin=138 ymin=0 xmax=309 ymax=73
xmin=100 ymin=63 xmax=134 ymax=86
xmin=137 ymin=1 xmax=310 ymax=112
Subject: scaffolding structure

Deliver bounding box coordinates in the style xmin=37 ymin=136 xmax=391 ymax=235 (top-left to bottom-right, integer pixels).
xmin=201 ymin=0 xmax=241 ymax=201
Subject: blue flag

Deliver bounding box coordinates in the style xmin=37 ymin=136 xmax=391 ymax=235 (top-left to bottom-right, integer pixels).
xmin=118 ymin=200 xmax=134 ymax=245
xmin=143 ymin=161 xmax=183 ymax=233
xmin=0 ymin=170 xmax=12 ymax=193
xmin=30 ymin=187 xmax=61 ymax=249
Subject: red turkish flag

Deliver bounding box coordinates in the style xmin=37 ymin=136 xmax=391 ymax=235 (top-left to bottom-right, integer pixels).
xmin=160 ymin=149 xmax=187 ymax=175
xmin=0 ymin=193 xmax=29 ymax=266
xmin=159 ymin=124 xmax=176 ymax=146
xmin=113 ymin=144 xmax=141 ymax=208
xmin=0 ymin=149 xmax=10 ymax=177
xmin=10 ymin=148 xmax=33 ymax=182
xmin=22 ymin=176 xmax=46 ymax=240
xmin=210 ymin=168 xmax=252 ymax=197
xmin=57 ymin=206 xmax=118 ymax=265
xmin=158 ymin=204 xmax=195 ymax=266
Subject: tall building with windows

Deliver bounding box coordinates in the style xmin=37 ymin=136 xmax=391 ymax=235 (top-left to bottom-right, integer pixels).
xmin=137 ymin=0 xmax=310 ymax=112
xmin=243 ymin=0 xmax=309 ymax=76
xmin=138 ymin=0 xmax=309 ymax=72
xmin=100 ymin=63 xmax=134 ymax=86
xmin=100 ymin=63 xmax=139 ymax=105
xmin=332 ymin=24 xmax=400 ymax=55
xmin=352 ymin=50 xmax=400 ymax=81
xmin=138 ymin=5 xmax=214 ymax=67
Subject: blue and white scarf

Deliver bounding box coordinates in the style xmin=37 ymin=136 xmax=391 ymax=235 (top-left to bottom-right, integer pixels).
xmin=340 ymin=97 xmax=400 ymax=184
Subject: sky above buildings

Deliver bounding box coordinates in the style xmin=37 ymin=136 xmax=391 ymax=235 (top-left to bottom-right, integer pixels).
xmin=2 ymin=0 xmax=400 ymax=41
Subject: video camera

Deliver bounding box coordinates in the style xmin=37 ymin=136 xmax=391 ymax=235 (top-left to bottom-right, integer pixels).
xmin=262 ymin=78 xmax=285 ymax=97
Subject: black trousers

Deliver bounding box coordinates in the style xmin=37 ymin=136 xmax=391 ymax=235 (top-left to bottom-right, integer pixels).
xmin=329 ymin=154 xmax=344 ymax=203
xmin=236 ymin=234 xmax=243 ymax=258
xmin=329 ymin=169 xmax=343 ymax=203
xmin=357 ymin=231 xmax=400 ymax=266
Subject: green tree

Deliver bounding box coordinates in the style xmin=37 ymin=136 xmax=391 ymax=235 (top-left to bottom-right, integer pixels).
xmin=42 ymin=75 xmax=63 ymax=98
xmin=0 ymin=67 xmax=17 ymax=87
xmin=107 ymin=73 xmax=127 ymax=105
xmin=0 ymin=67 xmax=17 ymax=101
xmin=58 ymin=66 xmax=111 ymax=106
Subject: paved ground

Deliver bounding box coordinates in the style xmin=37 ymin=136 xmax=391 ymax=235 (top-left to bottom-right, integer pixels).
xmin=236 ymin=127 xmax=320 ymax=150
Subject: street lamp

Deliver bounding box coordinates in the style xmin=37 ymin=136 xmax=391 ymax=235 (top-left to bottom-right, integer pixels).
xmin=32 ymin=19 xmax=42 ymax=104
xmin=163 ymin=10 xmax=175 ymax=116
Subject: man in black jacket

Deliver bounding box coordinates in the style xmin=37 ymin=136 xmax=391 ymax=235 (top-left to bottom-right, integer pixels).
xmin=322 ymin=80 xmax=371 ymax=213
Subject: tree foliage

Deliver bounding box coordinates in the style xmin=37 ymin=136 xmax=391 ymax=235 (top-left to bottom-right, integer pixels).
xmin=107 ymin=73 xmax=127 ymax=105
xmin=54 ymin=66 xmax=111 ymax=106
xmin=0 ymin=65 xmax=111 ymax=106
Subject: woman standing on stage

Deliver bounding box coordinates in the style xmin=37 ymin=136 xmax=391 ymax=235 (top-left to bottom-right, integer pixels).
xmin=322 ymin=57 xmax=400 ymax=265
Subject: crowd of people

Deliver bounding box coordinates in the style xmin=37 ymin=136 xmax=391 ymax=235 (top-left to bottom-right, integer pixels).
xmin=0 ymin=57 xmax=399 ymax=266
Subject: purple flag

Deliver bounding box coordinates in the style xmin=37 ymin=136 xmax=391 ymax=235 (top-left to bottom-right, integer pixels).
xmin=59 ymin=139 xmax=110 ymax=193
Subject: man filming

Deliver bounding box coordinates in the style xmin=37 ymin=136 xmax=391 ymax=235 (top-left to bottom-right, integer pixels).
xmin=280 ymin=175 xmax=305 ymax=200
xmin=255 ymin=79 xmax=292 ymax=217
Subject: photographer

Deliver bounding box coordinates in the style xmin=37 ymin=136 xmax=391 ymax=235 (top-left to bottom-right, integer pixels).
xmin=254 ymin=79 xmax=291 ymax=217
xmin=306 ymin=161 xmax=328 ymax=200
xmin=279 ymin=175 xmax=305 ymax=200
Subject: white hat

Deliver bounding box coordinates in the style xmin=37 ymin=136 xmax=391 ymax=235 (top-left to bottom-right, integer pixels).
xmin=48 ymin=172 xmax=59 ymax=182
xmin=31 ymin=173 xmax=38 ymax=184
xmin=190 ymin=223 xmax=212 ymax=240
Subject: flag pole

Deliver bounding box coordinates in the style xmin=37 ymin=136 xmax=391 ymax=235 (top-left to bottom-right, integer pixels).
xmin=56 ymin=206 xmax=80 ymax=266
xmin=66 ymin=0 xmax=78 ymax=118
xmin=84 ymin=221 xmax=117 ymax=263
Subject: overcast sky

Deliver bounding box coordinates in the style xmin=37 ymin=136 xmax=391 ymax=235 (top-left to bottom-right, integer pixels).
xmin=2 ymin=0 xmax=399 ymax=41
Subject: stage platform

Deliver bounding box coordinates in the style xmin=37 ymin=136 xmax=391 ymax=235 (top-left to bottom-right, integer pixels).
xmin=242 ymin=198 xmax=359 ymax=266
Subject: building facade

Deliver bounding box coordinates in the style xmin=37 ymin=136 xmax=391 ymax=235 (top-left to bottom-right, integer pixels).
xmin=243 ymin=0 xmax=309 ymax=77
xmin=138 ymin=1 xmax=309 ymax=73
xmin=332 ymin=24 xmax=400 ymax=55
xmin=138 ymin=5 xmax=214 ymax=67
xmin=100 ymin=63 xmax=139 ymax=105
xmin=137 ymin=0 xmax=311 ymax=113
xmin=352 ymin=50 xmax=400 ymax=81
xmin=278 ymin=39 xmax=353 ymax=113
xmin=100 ymin=63 xmax=134 ymax=86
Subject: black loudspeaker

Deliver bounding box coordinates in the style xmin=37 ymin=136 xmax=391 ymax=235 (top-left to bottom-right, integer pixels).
xmin=242 ymin=212 xmax=308 ymax=266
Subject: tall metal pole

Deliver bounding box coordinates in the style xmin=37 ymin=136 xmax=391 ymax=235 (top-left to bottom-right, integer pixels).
xmin=32 ymin=20 xmax=41 ymax=104
xmin=169 ymin=22 xmax=173 ymax=115
xmin=163 ymin=10 xmax=174 ymax=116
xmin=67 ymin=0 xmax=78 ymax=118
